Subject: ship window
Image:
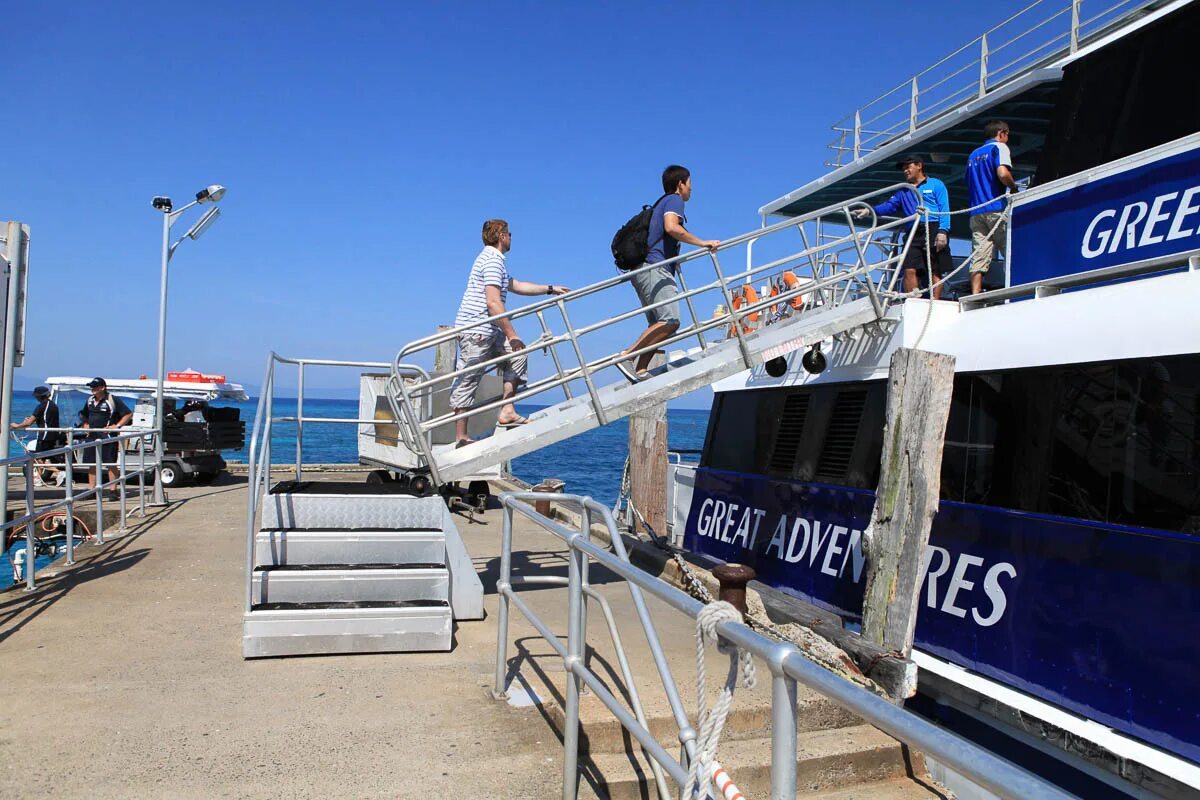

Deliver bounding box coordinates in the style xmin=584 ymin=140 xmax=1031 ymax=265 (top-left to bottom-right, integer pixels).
xmin=767 ymin=393 xmax=810 ymax=476
xmin=814 ymin=389 xmax=868 ymax=484
xmin=701 ymin=389 xmax=782 ymax=474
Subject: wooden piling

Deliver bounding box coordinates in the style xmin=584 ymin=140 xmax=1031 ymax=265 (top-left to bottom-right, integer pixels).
xmin=628 ymin=354 xmax=668 ymax=537
xmin=861 ymin=347 xmax=956 ymax=669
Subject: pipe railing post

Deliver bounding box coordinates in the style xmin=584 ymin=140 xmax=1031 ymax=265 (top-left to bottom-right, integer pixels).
xmin=138 ymin=437 xmax=146 ymax=518
xmin=535 ymin=310 xmax=573 ymax=401
xmin=853 ymin=110 xmax=862 ymax=161
xmin=562 ymin=538 xmax=584 ymax=800
xmin=557 ymin=299 xmax=608 ymax=427
xmin=979 ymin=33 xmax=990 ymax=97
xmin=770 ymin=673 xmax=799 ymax=799
xmin=117 ymin=445 xmax=128 ymax=534
xmin=708 ymin=252 xmax=755 ymax=369
xmin=64 ymin=433 xmax=76 ymax=565
xmin=94 ymin=442 xmax=105 ymax=544
xmin=1070 ymin=0 xmax=1081 ymax=52
xmin=492 ymin=505 xmax=514 ymax=699
xmin=909 ymin=76 xmax=919 ymax=132
xmin=579 ymin=502 xmax=591 ymax=671
xmin=296 ymin=362 xmax=305 ymax=481
xmin=673 ymin=268 xmax=708 ymax=352
xmin=23 ymin=461 xmax=36 ymax=591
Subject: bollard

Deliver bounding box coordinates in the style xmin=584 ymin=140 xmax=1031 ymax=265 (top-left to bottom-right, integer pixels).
xmin=711 ymin=563 xmax=756 ymax=617
xmin=531 ymin=478 xmax=564 ymax=517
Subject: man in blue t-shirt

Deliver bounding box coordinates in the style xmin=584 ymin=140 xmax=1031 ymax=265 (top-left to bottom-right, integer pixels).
xmin=618 ymin=165 xmax=720 ymax=382
xmin=853 ymin=154 xmax=952 ymax=299
xmin=965 ymin=120 xmax=1020 ymax=294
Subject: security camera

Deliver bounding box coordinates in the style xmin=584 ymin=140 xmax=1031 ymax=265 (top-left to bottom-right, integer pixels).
xmin=151 ymin=196 xmax=173 ymax=212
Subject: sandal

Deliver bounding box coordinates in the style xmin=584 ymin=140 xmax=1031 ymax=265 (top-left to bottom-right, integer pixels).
xmin=615 ymin=362 xmax=650 ymax=383
xmin=455 ymin=439 xmax=475 ymax=449
xmin=496 ymin=415 xmax=529 ymax=429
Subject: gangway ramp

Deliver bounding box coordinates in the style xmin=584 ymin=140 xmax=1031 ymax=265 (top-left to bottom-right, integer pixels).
xmin=386 ymin=185 xmax=930 ymax=486
xmin=432 ymin=298 xmax=881 ymax=483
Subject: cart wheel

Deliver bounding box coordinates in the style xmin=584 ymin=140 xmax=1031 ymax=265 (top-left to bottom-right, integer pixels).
xmin=366 ymin=470 xmax=393 ymax=485
xmin=159 ymin=463 xmax=186 ymax=487
xmin=194 ymin=471 xmax=220 ymax=484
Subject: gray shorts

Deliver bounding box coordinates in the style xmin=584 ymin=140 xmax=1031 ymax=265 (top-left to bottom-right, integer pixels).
xmin=448 ymin=331 xmax=528 ymax=409
xmin=629 ymin=264 xmax=680 ymax=326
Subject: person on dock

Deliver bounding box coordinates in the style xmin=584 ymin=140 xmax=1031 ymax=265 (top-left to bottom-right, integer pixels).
xmin=966 ymin=120 xmax=1019 ymax=294
xmin=78 ymin=378 xmax=132 ymax=499
xmin=449 ymin=219 xmax=569 ymax=448
xmin=11 ymin=386 xmax=65 ymax=486
xmin=853 ymin=154 xmax=951 ymax=299
xmin=618 ymin=165 xmax=720 ymax=382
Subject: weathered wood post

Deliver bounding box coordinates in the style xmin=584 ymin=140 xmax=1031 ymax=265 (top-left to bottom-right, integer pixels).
xmin=861 ymin=348 xmax=956 ymax=670
xmin=434 ymin=324 xmax=456 ymax=374
xmin=628 ymin=354 xmax=668 ymax=537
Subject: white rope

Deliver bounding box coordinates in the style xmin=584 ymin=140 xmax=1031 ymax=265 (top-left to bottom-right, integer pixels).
xmin=686 ymin=601 xmax=756 ymax=799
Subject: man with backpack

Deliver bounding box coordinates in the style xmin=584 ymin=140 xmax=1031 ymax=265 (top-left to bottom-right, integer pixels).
xmin=615 ymin=165 xmax=719 ymax=382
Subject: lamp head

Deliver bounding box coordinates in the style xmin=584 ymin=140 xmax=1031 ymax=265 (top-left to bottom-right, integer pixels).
xmin=152 ymin=196 xmax=173 ymax=212
xmin=196 ymin=184 xmax=227 ymax=203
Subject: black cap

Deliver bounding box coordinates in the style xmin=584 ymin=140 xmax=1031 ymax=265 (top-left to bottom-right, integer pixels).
xmin=32 ymin=386 xmax=49 ymax=399
xmin=894 ymin=153 xmax=925 ymax=169
xmin=87 ymin=377 xmax=106 ymax=388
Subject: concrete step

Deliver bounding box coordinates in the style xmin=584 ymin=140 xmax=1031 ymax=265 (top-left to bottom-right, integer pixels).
xmin=806 ymin=777 xmax=951 ymax=799
xmin=262 ymin=490 xmax=447 ymax=531
xmin=250 ymin=565 xmax=449 ymax=605
xmin=242 ymin=601 xmax=452 ymax=658
xmin=548 ymin=684 xmax=862 ymax=755
xmin=253 ymin=529 xmax=445 ymax=567
xmin=584 ymin=724 xmax=916 ymax=799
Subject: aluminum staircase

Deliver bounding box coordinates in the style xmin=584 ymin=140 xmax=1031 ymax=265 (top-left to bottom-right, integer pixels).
xmin=242 ymin=485 xmax=484 ymax=658
xmin=386 ymin=187 xmax=929 ymax=486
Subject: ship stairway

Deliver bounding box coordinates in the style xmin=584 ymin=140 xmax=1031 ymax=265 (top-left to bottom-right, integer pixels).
xmin=385 ymin=187 xmax=931 ymax=485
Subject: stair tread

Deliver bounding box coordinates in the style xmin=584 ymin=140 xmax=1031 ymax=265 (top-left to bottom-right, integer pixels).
xmin=804 ymin=777 xmax=950 ymax=799
xmin=255 ymin=528 xmax=444 ymax=534
xmin=249 ymin=599 xmax=449 ymax=611
xmin=253 ymin=563 xmax=445 ymax=572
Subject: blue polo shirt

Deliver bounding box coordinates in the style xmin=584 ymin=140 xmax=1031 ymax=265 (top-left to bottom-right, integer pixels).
xmin=646 ymin=193 xmax=687 ymax=269
xmin=871 ymin=177 xmax=950 ymax=230
xmin=966 ymin=140 xmax=1013 ymax=215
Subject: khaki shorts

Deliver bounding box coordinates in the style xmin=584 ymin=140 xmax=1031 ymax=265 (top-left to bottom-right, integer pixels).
xmin=970 ymin=212 xmax=1008 ymax=274
xmin=629 ymin=264 xmax=681 ymax=326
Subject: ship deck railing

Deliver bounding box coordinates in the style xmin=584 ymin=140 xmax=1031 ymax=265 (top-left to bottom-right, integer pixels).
xmin=498 ymin=490 xmax=1076 ymax=800
xmin=386 ymin=184 xmax=937 ymax=484
xmin=825 ymin=0 xmax=1162 ymax=167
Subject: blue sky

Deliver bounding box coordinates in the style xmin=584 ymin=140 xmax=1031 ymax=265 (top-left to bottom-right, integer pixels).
xmin=7 ymin=1 xmax=1031 ymax=405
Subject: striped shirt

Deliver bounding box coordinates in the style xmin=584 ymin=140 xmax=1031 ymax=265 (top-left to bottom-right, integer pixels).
xmin=454 ymin=246 xmax=510 ymax=334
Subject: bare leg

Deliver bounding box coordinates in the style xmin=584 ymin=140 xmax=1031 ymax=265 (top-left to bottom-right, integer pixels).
xmin=970 ymin=272 xmax=984 ymax=295
xmin=931 ymin=276 xmax=943 ymax=301
xmin=454 ymin=411 xmax=470 ymax=444
xmin=902 ymin=269 xmax=918 ymax=294
xmin=497 ymin=379 xmax=521 ymax=424
xmin=626 ymin=321 xmax=678 ymax=373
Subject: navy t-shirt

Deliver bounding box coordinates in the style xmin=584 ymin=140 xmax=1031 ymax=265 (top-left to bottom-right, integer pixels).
xmin=646 ymin=193 xmax=687 ymax=269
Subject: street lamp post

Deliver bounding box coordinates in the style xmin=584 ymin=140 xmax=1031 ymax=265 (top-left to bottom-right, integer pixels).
xmin=151 ymin=185 xmax=227 ymax=505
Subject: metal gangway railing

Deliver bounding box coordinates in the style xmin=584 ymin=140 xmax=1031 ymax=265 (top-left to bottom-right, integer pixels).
xmin=496 ymin=491 xmax=1075 ymax=800
xmin=4 ymin=427 xmax=154 ymax=592
xmin=386 ymin=185 xmax=936 ymax=485
xmin=825 ymin=0 xmax=1163 ymax=166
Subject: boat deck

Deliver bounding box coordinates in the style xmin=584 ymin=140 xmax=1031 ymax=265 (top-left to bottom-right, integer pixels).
xmin=0 ymin=473 xmax=942 ymax=799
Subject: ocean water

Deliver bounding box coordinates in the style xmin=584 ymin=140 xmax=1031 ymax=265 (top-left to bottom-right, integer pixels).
xmin=3 ymin=393 xmax=707 ymax=586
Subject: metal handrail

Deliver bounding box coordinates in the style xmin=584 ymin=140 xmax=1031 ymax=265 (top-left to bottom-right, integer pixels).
xmin=388 ymin=184 xmax=929 ymax=485
xmin=825 ymin=0 xmax=1159 ymax=165
xmin=241 ymin=352 xmax=433 ymax=615
xmin=4 ymin=429 xmax=150 ymax=591
xmin=498 ymin=491 xmax=1077 ymax=799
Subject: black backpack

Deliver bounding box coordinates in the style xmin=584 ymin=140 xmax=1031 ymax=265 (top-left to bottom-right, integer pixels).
xmin=611 ymin=193 xmax=670 ymax=271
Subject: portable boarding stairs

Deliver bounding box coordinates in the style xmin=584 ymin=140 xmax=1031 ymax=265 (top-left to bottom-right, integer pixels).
xmin=242 ymin=186 xmax=927 ymax=658
xmin=384 ymin=187 xmax=931 ymax=486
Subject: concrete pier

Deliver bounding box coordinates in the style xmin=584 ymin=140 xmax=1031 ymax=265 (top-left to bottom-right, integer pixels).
xmin=0 ymin=474 xmax=945 ymax=799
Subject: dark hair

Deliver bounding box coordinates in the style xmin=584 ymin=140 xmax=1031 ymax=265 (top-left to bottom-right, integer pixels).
xmin=662 ymin=165 xmax=690 ymax=194
xmin=984 ymin=120 xmax=1010 ymax=139
xmin=481 ymin=219 xmax=509 ymax=247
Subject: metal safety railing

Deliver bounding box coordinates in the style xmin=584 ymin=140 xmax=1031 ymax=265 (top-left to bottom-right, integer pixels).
xmin=497 ymin=491 xmax=1077 ymax=800
xmin=3 ymin=428 xmax=154 ymax=591
xmin=389 ymin=185 xmax=934 ymax=485
xmin=242 ymin=353 xmax=431 ymax=615
xmin=825 ymin=0 xmax=1161 ymax=166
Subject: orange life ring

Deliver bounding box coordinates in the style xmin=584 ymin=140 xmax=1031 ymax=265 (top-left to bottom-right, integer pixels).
xmin=768 ymin=285 xmax=781 ymax=316
xmin=728 ymin=285 xmax=760 ymax=335
xmin=781 ymin=271 xmax=805 ymax=310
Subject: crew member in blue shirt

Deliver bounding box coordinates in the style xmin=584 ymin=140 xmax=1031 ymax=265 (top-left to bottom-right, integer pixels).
xmin=854 ymin=154 xmax=952 ymax=299
xmin=966 ymin=120 xmax=1020 ymax=294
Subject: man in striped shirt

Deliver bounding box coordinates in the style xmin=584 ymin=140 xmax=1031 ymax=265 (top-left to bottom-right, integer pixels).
xmin=449 ymin=219 xmax=569 ymax=447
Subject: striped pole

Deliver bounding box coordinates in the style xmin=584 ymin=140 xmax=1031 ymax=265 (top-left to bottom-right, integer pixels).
xmin=711 ymin=761 xmax=744 ymax=800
